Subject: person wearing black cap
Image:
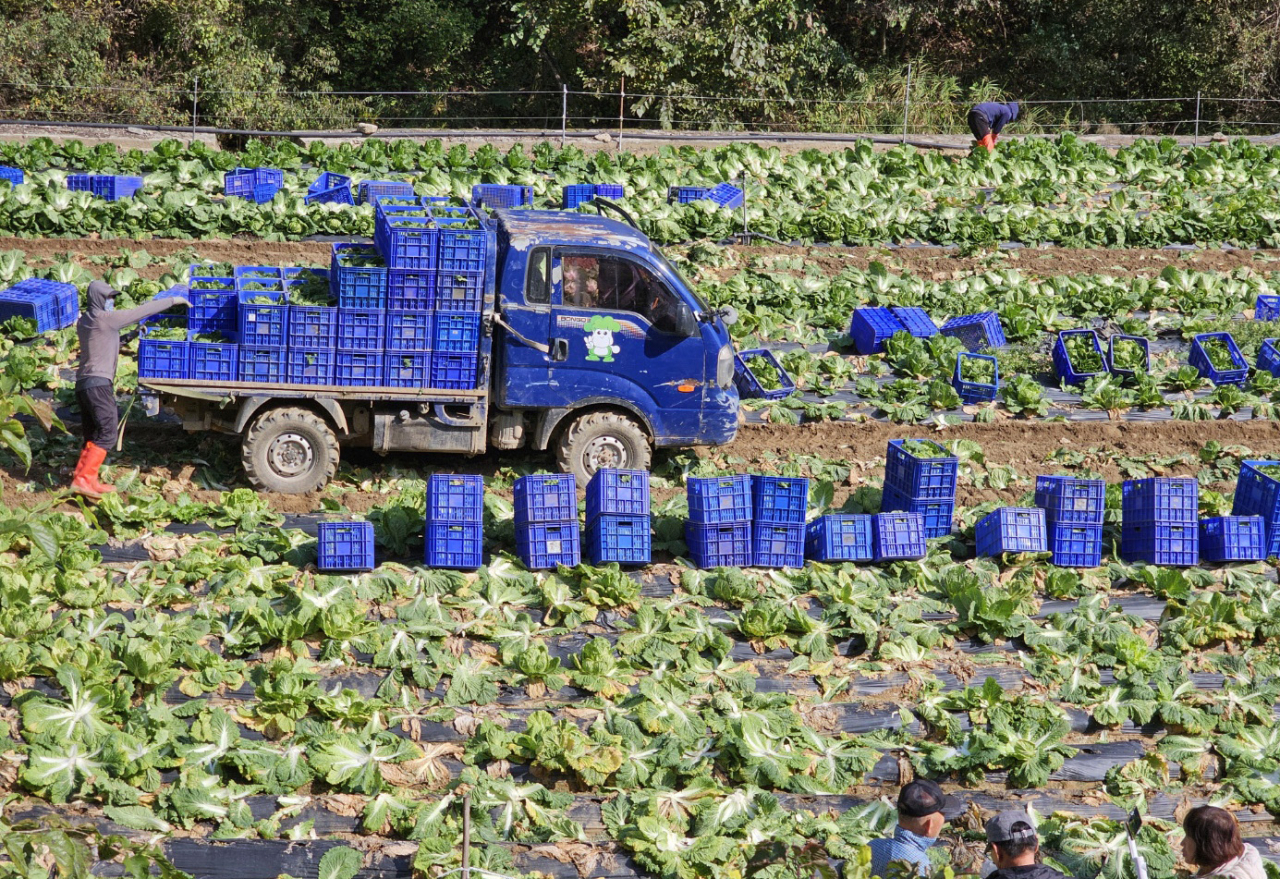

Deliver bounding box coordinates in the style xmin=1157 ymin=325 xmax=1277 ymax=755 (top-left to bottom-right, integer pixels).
xmin=982 ymin=810 xmax=1066 ymax=879
xmin=868 ymin=779 xmax=965 ymax=877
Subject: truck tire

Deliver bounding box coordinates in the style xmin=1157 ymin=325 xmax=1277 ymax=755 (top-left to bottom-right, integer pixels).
xmin=241 ymin=407 xmax=339 ymax=494
xmin=556 ymin=410 xmax=652 ymax=487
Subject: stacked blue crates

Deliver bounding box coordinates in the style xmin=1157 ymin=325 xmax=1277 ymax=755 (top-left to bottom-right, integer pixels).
xmin=751 ymin=475 xmax=807 ymax=567
xmin=1121 ymin=477 xmax=1199 ymax=566
xmin=685 ymin=475 xmax=752 ymax=568
xmin=514 ymin=474 xmax=580 ymax=569
xmin=880 ymin=439 xmax=956 ymax=539
xmin=284 ymin=267 xmax=337 ymax=385
xmin=0 ymin=278 xmax=78 ymax=333
xmin=317 ymin=521 xmax=375 ymax=572
xmin=332 ymin=243 xmax=387 ymax=386
xmin=234 ymin=266 xmax=286 ymax=382
xmin=586 ymin=469 xmax=651 ymax=566
xmin=426 ymin=474 xmax=484 ymax=569
xmin=975 ymin=507 xmax=1047 ymax=556
xmin=225 ymin=168 xmax=283 ymax=203
xmin=1035 ymin=475 xmax=1105 ymax=567
xmin=1231 ymin=460 xmax=1280 ymax=557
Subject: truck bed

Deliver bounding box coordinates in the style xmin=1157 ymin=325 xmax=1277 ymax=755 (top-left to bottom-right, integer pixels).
xmin=141 ymin=378 xmax=486 ymax=404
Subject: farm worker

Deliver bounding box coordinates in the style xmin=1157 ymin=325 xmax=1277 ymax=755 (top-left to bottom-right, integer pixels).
xmin=980 ymin=810 xmax=1066 ymax=879
xmin=867 ymin=779 xmax=965 ymax=877
xmin=968 ymin=102 xmax=1019 ymax=151
xmin=70 ymin=280 xmax=189 ymax=499
xmin=1181 ymin=806 xmax=1266 ymax=879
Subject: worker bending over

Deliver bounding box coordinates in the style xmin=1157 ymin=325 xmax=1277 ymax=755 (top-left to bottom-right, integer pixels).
xmin=968 ymin=102 xmax=1019 ymax=151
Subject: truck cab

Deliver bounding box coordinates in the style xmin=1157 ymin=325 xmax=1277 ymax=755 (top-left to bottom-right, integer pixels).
xmin=141 ymin=206 xmax=738 ymax=493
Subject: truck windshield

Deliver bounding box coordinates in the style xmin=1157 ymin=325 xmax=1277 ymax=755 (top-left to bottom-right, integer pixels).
xmin=651 ymin=248 xmax=711 ymax=313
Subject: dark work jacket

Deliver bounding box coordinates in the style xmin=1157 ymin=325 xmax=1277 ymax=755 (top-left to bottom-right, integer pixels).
xmin=989 ymin=863 xmax=1068 ymax=879
xmin=972 ymin=102 xmax=1020 ymax=134
xmin=76 ymin=280 xmax=180 ymax=384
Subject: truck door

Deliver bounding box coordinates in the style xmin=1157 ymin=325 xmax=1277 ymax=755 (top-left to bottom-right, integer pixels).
xmin=497 ymin=246 xmax=555 ymax=407
xmin=549 ymin=248 xmax=706 ymax=439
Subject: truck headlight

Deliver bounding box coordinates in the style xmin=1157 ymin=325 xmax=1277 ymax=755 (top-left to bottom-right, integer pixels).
xmin=717 ymin=344 xmax=735 ymax=389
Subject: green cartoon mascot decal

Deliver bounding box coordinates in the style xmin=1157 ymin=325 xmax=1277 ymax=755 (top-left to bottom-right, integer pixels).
xmin=584 ymin=314 xmax=623 ymax=362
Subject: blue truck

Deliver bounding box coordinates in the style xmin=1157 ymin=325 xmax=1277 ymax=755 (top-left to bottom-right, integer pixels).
xmin=140 ymin=207 xmax=740 ymax=493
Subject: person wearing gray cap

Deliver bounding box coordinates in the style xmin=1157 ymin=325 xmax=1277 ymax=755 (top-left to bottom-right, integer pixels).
xmin=982 ymin=810 xmax=1066 ymax=879
xmin=868 ymin=779 xmax=965 ymax=877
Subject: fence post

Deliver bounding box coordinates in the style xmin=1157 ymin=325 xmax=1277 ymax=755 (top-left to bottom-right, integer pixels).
xmin=192 ymin=76 xmax=199 ymax=141
xmin=462 ymin=792 xmax=471 ymax=879
xmin=561 ymin=85 xmax=568 ymax=149
xmin=1194 ymin=91 xmax=1201 ymax=147
xmin=618 ymin=77 xmax=625 ymax=152
xmin=901 ymin=62 xmax=912 ymax=144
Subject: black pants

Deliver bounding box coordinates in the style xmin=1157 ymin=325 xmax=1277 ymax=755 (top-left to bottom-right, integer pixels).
xmin=967 ymin=109 xmax=991 ymax=140
xmin=76 ymin=383 xmax=119 ymax=448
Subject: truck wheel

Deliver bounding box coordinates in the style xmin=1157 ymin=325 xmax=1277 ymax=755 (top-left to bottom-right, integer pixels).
xmin=242 ymin=407 xmax=339 ymax=494
xmin=556 ymin=411 xmax=652 ymax=486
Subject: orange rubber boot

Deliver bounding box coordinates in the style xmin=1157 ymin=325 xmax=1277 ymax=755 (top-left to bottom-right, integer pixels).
xmin=69 ymin=443 xmax=114 ymax=499
xmin=980 ymin=132 xmax=996 ymax=151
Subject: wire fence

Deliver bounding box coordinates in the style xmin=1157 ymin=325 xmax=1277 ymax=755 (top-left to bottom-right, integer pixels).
xmin=2 ymin=78 xmax=1278 ymax=143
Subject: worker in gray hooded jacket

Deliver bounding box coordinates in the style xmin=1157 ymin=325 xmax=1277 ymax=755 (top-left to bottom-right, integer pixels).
xmin=71 ymin=280 xmax=188 ymax=499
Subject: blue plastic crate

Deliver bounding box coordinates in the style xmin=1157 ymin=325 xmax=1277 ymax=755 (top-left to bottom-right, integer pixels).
xmin=1049 ymin=523 xmax=1104 ymax=568
xmin=387 ymin=269 xmax=435 ymax=311
xmin=685 ymin=522 xmax=751 ymax=568
xmin=433 ymin=312 xmax=483 ymax=353
xmin=752 ymin=522 xmax=805 ymax=568
xmin=889 ymin=306 xmax=937 ymax=338
xmin=189 ymin=342 xmax=239 ymax=383
xmin=384 ymin=352 xmax=430 ymax=388
xmin=707 ymin=183 xmax=745 ymax=209
xmin=1053 ymin=330 xmax=1107 ymax=386
xmin=0 ymin=166 xmax=22 ymax=186
xmin=386 ymin=311 xmax=433 ymax=351
xmin=1257 ymin=295 xmax=1280 ymax=321
xmin=471 ymin=184 xmax=533 ymax=208
xmin=336 ymin=308 xmax=385 ymax=351
xmin=358 ymin=181 xmax=415 ymax=205
xmin=939 ymin=312 xmax=1006 ymax=351
xmin=0 ymin=286 xmax=60 ymax=333
xmin=138 ymin=338 xmax=189 ymax=380
xmin=67 ymin=174 xmax=143 ymax=201
xmin=881 ymin=484 xmax=954 ymax=539
xmin=586 ymin=514 xmax=651 ymax=566
xmin=239 ymin=346 xmax=285 ymax=382
xmin=516 ymin=521 xmax=581 ymax=569
xmin=563 ymin=183 xmax=622 ymax=209
xmin=805 ymin=515 xmax=874 ymax=563
xmin=305 ymin=172 xmax=352 ymax=205
xmin=734 ymin=349 xmax=795 ymax=400
xmin=1035 ymin=476 xmax=1106 ymax=525
xmin=885 ymin=439 xmax=958 ymax=501
xmin=586 ymin=469 xmax=651 ymax=522
xmin=1123 ymin=477 xmax=1199 ymax=525
xmin=850 ymin=307 xmax=906 ymax=355
xmin=1190 ymin=332 xmax=1248 ymax=386
xmin=872 ymin=512 xmax=926 ymax=562
xmin=436 ymin=226 xmax=488 ymax=275
xmin=287 ymin=306 xmax=337 ymax=350
xmin=687 ymin=475 xmax=753 ymax=525
xmin=514 ymin=473 xmax=578 ymax=525
xmin=225 ymin=168 xmax=283 ymax=203
xmin=189 ymin=287 xmax=236 ymax=335
xmin=668 ymin=185 xmax=713 ymax=204
xmin=752 ymin=475 xmax=808 ymax=524
xmin=953 ymin=352 xmax=999 ymax=404
xmin=976 ymin=507 xmax=1047 ymax=556
xmin=287 ymin=349 xmax=336 ymax=385
xmin=1120 ymin=523 xmax=1198 ymax=567
xmin=1107 ymin=334 xmax=1150 ymax=377
xmin=237 ymin=295 xmax=288 ymax=347
xmin=1199 ymin=516 xmax=1265 ymax=563
xmin=1231 ymin=460 xmax=1280 ymax=556
xmin=435 ymin=272 xmax=484 ymax=312
xmin=317 ymin=521 xmax=374 ymax=572
xmin=426 ymin=521 xmax=483 ymax=569
xmin=1258 ymin=339 xmax=1280 ymax=378
xmin=594 ymin=183 xmax=624 ymax=200
xmin=331 ymin=243 xmax=388 ymax=309
xmin=283 ymin=266 xmax=330 ymax=288
xmin=427 ymin=474 xmax=484 ymax=523
xmin=429 ymin=353 xmax=478 ymax=389
xmin=334 ymin=351 xmax=383 ymax=386
xmin=234 ymin=265 xmax=284 ymax=286
xmin=376 ymin=214 xmax=438 ymax=270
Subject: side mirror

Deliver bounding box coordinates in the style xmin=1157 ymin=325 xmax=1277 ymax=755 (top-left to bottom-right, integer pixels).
xmin=674 ymin=302 xmax=700 ymax=338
